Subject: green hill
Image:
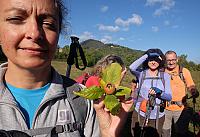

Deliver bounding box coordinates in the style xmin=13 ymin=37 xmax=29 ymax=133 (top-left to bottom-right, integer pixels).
xmin=81 ymin=39 xmax=106 ymax=49
xmin=80 ymin=39 xmax=144 ymax=66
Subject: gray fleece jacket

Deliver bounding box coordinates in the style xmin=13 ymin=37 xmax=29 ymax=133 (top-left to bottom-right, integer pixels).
xmin=0 ymin=63 xmax=100 ymax=137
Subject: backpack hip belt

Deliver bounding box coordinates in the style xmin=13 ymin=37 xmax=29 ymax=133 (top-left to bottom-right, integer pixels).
xmin=167 ymin=101 xmax=183 ymax=107
xmin=23 ymin=123 xmax=83 ymax=136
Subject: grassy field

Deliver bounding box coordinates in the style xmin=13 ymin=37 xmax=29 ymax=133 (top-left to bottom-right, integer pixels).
xmin=1 ymin=61 xmax=199 ymax=135
xmin=52 ymin=61 xmax=200 ymax=135
xmin=52 ymin=61 xmax=200 ymax=110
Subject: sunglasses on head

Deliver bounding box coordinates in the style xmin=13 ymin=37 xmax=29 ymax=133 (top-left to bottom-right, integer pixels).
xmin=148 ymin=57 xmax=161 ymax=63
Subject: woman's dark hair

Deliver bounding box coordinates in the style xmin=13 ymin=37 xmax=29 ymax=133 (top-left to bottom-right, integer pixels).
xmin=142 ymin=48 xmax=165 ymax=70
xmin=56 ymin=0 xmax=68 ymax=33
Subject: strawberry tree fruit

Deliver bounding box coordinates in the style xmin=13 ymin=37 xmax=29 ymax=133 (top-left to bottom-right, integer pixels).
xmin=104 ymin=83 xmax=116 ymax=94
xmin=74 ymin=63 xmax=131 ymax=115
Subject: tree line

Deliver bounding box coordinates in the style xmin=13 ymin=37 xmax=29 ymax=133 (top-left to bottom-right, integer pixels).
xmin=1 ymin=39 xmax=200 ymax=71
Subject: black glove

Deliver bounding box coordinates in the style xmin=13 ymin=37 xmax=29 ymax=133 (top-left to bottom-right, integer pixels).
xmin=191 ymin=88 xmax=199 ymax=98
xmin=151 ymin=87 xmax=162 ymax=98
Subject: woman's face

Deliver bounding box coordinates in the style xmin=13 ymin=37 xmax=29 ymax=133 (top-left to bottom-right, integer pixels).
xmin=0 ymin=0 xmax=60 ymax=70
xmin=148 ymin=60 xmax=160 ymax=70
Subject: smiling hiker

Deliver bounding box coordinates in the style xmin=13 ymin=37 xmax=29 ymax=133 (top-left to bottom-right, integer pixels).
xmin=162 ymin=50 xmax=199 ymax=137
xmin=129 ymin=48 xmax=172 ymax=137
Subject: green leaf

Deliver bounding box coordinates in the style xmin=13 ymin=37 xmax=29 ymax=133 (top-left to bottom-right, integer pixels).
xmin=99 ymin=79 xmax=106 ymax=90
xmin=102 ymin=63 xmax=122 ymax=85
xmin=104 ymin=95 xmax=121 ymax=115
xmin=74 ymin=86 xmax=104 ymax=100
xmin=115 ymin=86 xmax=131 ymax=96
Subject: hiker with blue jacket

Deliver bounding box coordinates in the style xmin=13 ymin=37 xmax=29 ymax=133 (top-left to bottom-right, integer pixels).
xmin=129 ymin=48 xmax=172 ymax=137
xmin=0 ymin=0 xmax=133 ymax=137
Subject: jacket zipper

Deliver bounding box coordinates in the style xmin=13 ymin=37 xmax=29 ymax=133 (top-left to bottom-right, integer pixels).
xmin=31 ymin=93 xmax=66 ymax=128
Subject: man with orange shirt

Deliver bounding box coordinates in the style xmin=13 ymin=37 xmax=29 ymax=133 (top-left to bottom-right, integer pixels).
xmin=162 ymin=50 xmax=199 ymax=137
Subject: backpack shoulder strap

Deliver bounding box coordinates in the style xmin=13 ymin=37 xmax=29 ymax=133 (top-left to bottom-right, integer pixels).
xmin=61 ymin=75 xmax=88 ymax=127
xmin=159 ymin=70 xmax=165 ymax=90
xmin=135 ymin=70 xmax=166 ymax=101
xmin=135 ymin=70 xmax=146 ymax=102
xmin=179 ymin=65 xmax=186 ymax=85
xmin=139 ymin=70 xmax=146 ymax=90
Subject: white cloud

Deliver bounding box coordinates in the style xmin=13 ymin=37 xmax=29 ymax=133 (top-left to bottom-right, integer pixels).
xmin=101 ymin=5 xmax=109 ymax=13
xmin=164 ymin=20 xmax=170 ymax=26
xmin=146 ymin=0 xmax=163 ymax=6
xmin=152 ymin=26 xmax=159 ymax=32
xmin=122 ymin=27 xmax=130 ymax=31
xmin=146 ymin=0 xmax=175 ymax=16
xmin=114 ymin=37 xmax=126 ymax=43
xmin=115 ymin=14 xmax=143 ymax=27
xmin=172 ymin=25 xmax=179 ymax=29
xmin=101 ymin=35 xmax=112 ymax=43
xmin=119 ymin=37 xmax=125 ymax=41
xmin=79 ymin=31 xmax=95 ymax=41
xmin=98 ymin=24 xmax=120 ymax=32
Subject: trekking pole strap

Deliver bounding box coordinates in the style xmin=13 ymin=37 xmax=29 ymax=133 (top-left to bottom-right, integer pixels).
xmin=75 ymin=45 xmax=87 ymax=70
xmin=67 ymin=37 xmax=87 ymax=70
xmin=66 ymin=36 xmax=87 ymax=77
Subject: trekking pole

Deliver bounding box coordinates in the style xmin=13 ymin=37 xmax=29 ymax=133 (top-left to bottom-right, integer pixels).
xmin=140 ymin=107 xmax=152 ymax=137
xmin=192 ymin=97 xmax=196 ymax=137
xmin=66 ymin=36 xmax=87 ymax=78
xmin=186 ymin=92 xmax=199 ymax=137
xmin=140 ymin=94 xmax=156 ymax=137
xmin=187 ymin=95 xmax=198 ymax=137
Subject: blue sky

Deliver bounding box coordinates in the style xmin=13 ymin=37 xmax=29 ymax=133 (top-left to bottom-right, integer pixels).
xmin=58 ymin=0 xmax=200 ymax=63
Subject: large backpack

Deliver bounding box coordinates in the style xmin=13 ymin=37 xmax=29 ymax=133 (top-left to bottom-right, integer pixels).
xmin=137 ymin=65 xmax=186 ymax=96
xmin=135 ymin=70 xmax=165 ymax=103
xmin=135 ymin=66 xmax=186 ymax=105
xmin=0 ymin=76 xmax=88 ymax=137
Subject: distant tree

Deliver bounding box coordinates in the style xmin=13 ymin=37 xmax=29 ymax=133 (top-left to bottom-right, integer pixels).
xmin=178 ymin=54 xmax=188 ymax=66
xmin=178 ymin=54 xmax=200 ymax=71
xmin=197 ymin=64 xmax=200 ymax=71
xmin=86 ymin=51 xmax=103 ymax=67
xmin=54 ymin=45 xmax=69 ymax=61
